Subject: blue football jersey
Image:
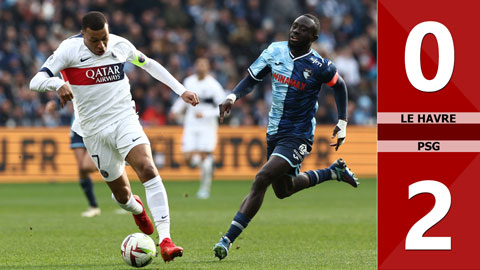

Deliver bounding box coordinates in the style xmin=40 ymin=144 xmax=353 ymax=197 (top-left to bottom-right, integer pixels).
xmin=248 ymin=41 xmax=338 ymax=140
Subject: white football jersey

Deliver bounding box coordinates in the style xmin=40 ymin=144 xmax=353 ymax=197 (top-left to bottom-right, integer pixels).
xmin=40 ymin=33 xmax=144 ymax=137
xmin=171 ymin=74 xmax=225 ymax=129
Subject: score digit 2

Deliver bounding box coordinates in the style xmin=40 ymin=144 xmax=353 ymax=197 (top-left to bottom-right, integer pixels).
xmin=406 ymin=180 xmax=451 ymax=250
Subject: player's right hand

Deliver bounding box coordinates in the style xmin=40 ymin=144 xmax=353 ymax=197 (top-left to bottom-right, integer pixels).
xmin=181 ymin=91 xmax=199 ymax=106
xmin=57 ymin=84 xmax=74 ymax=108
xmin=219 ymin=99 xmax=234 ymax=123
xmin=330 ymin=119 xmax=347 ymax=151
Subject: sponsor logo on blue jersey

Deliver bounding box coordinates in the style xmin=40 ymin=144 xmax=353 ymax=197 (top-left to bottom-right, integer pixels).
xmin=272 ymin=72 xmax=307 ymax=90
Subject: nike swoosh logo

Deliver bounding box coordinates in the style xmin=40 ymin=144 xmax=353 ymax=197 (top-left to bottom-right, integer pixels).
xmin=161 ymin=215 xmax=168 ymax=219
xmin=132 ymin=136 xmax=141 ymax=142
xmin=274 ymin=62 xmax=282 ymax=65
xmin=80 ymin=57 xmax=91 ymax=62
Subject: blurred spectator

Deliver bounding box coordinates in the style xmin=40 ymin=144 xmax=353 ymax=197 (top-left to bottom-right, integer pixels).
xmin=334 ymin=45 xmax=361 ymax=88
xmin=353 ymin=95 xmax=374 ymax=125
xmin=0 ymin=0 xmax=377 ymax=127
xmin=141 ymin=101 xmax=168 ymax=126
xmin=0 ymin=99 xmax=14 ymax=126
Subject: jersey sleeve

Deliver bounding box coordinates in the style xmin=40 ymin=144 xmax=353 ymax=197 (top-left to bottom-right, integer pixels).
xmin=247 ymin=45 xmax=273 ymax=81
xmin=123 ymin=39 xmax=148 ymax=67
xmin=319 ymin=59 xmax=339 ymax=87
xmin=40 ymin=41 xmax=71 ymax=77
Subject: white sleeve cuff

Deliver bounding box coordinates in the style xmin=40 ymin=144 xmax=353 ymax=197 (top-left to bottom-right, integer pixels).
xmin=336 ymin=119 xmax=347 ymax=138
xmin=226 ymin=93 xmax=237 ymax=103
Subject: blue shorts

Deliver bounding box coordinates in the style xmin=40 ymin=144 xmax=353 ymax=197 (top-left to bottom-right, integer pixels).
xmin=267 ymin=136 xmax=313 ymax=176
xmin=70 ymin=130 xmax=86 ymax=149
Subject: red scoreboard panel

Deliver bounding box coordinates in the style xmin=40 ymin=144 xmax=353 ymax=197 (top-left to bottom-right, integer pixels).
xmin=378 ymin=0 xmax=480 ymax=269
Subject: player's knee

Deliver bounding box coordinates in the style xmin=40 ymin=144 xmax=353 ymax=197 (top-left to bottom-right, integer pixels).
xmin=253 ymin=171 xmax=273 ymax=191
xmin=138 ymin=162 xmax=157 ymax=180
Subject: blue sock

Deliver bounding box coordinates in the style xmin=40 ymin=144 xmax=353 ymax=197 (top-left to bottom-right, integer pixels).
xmin=305 ymin=168 xmax=333 ymax=187
xmin=79 ymin=177 xmax=98 ymax=207
xmin=225 ymin=211 xmax=251 ymax=243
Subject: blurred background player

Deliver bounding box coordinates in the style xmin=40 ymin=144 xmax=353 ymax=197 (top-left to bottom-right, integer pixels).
xmin=169 ymin=58 xmax=225 ymax=199
xmin=45 ymin=100 xmax=100 ymax=217
xmin=69 ymin=127 xmax=101 ymax=217
xmin=30 ymin=11 xmax=199 ymax=262
xmin=214 ymin=14 xmax=359 ymax=260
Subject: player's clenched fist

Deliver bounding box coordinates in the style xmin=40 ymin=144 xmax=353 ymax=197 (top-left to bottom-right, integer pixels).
xmin=181 ymin=91 xmax=199 ymax=106
xmin=57 ymin=84 xmax=74 ymax=108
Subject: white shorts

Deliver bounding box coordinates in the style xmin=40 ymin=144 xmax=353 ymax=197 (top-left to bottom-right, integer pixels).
xmin=182 ymin=127 xmax=217 ymax=153
xmin=83 ymin=115 xmax=150 ymax=182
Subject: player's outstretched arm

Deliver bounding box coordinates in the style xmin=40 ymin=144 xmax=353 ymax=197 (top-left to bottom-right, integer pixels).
xmin=330 ymin=75 xmax=348 ymax=151
xmin=140 ymin=58 xmax=198 ymax=106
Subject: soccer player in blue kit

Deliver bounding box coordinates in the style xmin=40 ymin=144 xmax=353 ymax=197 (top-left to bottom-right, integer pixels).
xmin=213 ymin=14 xmax=359 ymax=260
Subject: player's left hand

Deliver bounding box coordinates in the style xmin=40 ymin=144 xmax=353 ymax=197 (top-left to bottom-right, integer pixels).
xmin=181 ymin=91 xmax=199 ymax=106
xmin=330 ymin=119 xmax=347 ymax=151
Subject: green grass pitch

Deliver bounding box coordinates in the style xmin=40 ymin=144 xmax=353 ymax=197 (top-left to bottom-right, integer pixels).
xmin=1 ymin=179 xmax=376 ymax=270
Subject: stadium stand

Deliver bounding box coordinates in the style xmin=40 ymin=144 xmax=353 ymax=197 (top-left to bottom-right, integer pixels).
xmin=0 ymin=0 xmax=376 ymax=127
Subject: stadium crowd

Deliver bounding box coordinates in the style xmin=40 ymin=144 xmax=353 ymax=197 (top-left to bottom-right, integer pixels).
xmin=0 ymin=0 xmax=376 ymax=127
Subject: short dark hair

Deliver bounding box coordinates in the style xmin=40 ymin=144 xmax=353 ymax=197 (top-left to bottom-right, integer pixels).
xmin=82 ymin=11 xmax=107 ymax=31
xmin=303 ymin=14 xmax=320 ymax=35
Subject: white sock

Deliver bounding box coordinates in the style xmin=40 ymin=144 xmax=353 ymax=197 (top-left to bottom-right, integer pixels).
xmin=199 ymin=155 xmax=214 ymax=193
xmin=112 ymin=193 xmax=143 ymax=215
xmin=143 ymin=175 xmax=171 ymax=242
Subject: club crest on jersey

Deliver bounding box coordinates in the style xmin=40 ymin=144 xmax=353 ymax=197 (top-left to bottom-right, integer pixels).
xmin=100 ymin=170 xmax=109 ymax=178
xmin=303 ymin=68 xmax=312 ymax=80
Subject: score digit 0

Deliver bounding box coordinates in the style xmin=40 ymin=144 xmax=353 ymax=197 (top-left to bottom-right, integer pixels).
xmin=404 ymin=21 xmax=454 ymax=92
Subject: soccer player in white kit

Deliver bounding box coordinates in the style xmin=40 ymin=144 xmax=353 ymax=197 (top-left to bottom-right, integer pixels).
xmin=29 ymin=11 xmax=199 ymax=262
xmin=169 ymin=58 xmax=225 ymax=199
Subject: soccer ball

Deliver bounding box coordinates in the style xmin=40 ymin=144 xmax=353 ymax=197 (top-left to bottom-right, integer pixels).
xmin=121 ymin=233 xmax=157 ymax=268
